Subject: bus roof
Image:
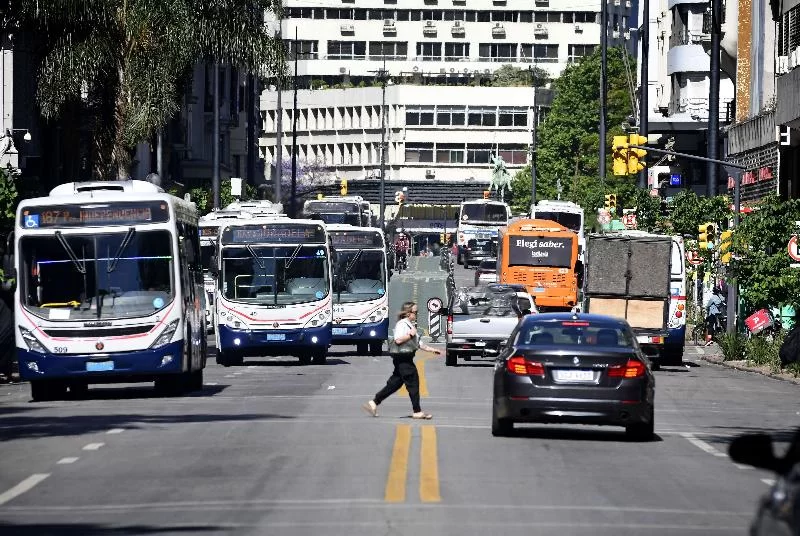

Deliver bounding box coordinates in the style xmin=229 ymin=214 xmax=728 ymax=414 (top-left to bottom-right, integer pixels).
xmin=532 ymin=200 xmax=583 ymax=213
xmin=505 ymin=218 xmax=572 ymax=233
xmin=460 ymin=198 xmax=508 ymax=206
xmin=19 ymin=181 xmax=193 ymax=213
xmin=199 ymin=209 xmax=254 ymax=225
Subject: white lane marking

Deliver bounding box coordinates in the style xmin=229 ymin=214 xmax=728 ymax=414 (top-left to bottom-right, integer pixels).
xmin=205 ymin=382 xmax=218 ymax=386
xmin=680 ymin=432 xmax=727 ymax=457
xmin=57 ymin=457 xmax=79 ymax=465
xmin=762 ymin=478 xmax=776 ymax=486
xmin=106 ymin=428 xmax=124 ymax=435
xmin=224 ymin=375 xmax=235 ymax=378
xmin=233 ymin=372 xmax=243 ymax=376
xmin=82 ymin=443 xmax=105 ymax=451
xmin=0 ymin=474 xmax=50 ymax=506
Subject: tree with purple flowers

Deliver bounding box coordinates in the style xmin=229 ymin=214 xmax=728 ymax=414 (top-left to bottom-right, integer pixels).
xmin=276 ymin=157 xmax=335 ymax=206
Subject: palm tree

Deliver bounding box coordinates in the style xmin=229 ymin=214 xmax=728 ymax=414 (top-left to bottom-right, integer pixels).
xmin=14 ymin=1 xmax=285 ymax=179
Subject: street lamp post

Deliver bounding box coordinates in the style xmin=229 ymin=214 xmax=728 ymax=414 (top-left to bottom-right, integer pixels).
xmin=372 ymin=58 xmax=389 ymax=230
xmin=530 ymin=51 xmax=538 ymax=209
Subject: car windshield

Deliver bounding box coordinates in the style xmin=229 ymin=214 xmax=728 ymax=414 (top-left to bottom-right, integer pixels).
xmin=451 ymin=288 xmax=520 ymax=317
xmin=334 ymin=249 xmax=386 ymax=303
xmin=20 ymin=230 xmax=173 ymax=321
xmin=221 ymin=245 xmax=329 ymax=305
xmin=461 ymin=204 xmax=507 ymax=223
xmin=534 ymin=211 xmax=583 ymax=232
xmin=516 ymin=320 xmax=635 ymax=347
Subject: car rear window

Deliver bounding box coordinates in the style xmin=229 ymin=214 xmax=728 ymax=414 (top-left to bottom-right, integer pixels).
xmin=478 ymin=260 xmax=497 ymax=270
xmin=452 ymin=288 xmax=521 ymax=317
xmin=516 ymin=320 xmax=634 ymax=347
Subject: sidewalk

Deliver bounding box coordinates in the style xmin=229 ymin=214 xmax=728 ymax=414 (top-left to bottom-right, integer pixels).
xmin=689 ymin=343 xmax=800 ymax=386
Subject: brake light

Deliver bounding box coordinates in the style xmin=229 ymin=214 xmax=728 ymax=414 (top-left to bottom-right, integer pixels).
xmin=447 ymin=315 xmax=453 ymax=335
xmin=506 ymin=356 xmax=545 ymax=377
xmin=607 ymin=359 xmax=646 ymax=378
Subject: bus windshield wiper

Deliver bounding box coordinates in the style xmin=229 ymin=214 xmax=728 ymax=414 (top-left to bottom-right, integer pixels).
xmin=55 ymin=231 xmax=86 ymax=274
xmin=245 ymin=244 xmax=265 ymax=270
xmin=107 ymin=227 xmax=136 ymax=273
xmin=344 ymin=249 xmax=363 ymax=275
xmin=284 ymin=244 xmax=303 ymax=270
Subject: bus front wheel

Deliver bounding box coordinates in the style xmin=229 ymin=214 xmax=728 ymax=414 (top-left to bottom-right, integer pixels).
xmin=312 ymin=350 xmax=327 ymax=365
xmin=31 ymin=380 xmax=67 ymax=402
xmin=369 ymin=342 xmax=383 ymax=356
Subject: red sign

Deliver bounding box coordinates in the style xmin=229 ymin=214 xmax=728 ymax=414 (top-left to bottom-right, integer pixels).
xmin=728 ymin=166 xmax=774 ymax=190
xmin=789 ymin=236 xmax=800 ymax=262
xmin=745 ymin=309 xmax=773 ymax=335
xmin=686 ymin=250 xmax=702 ymax=266
xmin=621 ymin=213 xmax=637 ymax=229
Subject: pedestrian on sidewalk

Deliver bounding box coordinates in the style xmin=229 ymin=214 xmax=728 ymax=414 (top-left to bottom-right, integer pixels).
xmin=363 ymin=301 xmax=442 ymax=420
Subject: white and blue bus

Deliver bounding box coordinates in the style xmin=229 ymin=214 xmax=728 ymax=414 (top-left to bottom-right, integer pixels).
xmin=214 ymin=218 xmax=333 ymax=366
xmin=327 ymin=224 xmax=389 ymax=355
xmin=11 ymin=180 xmax=206 ymax=401
xmin=456 ymin=199 xmax=510 ymax=266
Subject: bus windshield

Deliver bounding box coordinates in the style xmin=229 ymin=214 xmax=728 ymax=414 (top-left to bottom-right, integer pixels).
xmin=461 ymin=204 xmax=507 ymax=224
xmin=20 ymin=230 xmax=173 ymax=321
xmin=533 ymin=211 xmax=582 ymax=233
xmin=221 ymin=245 xmax=329 ymax=305
xmin=306 ymin=212 xmax=362 ymax=226
xmin=334 ymin=250 xmax=386 ymax=303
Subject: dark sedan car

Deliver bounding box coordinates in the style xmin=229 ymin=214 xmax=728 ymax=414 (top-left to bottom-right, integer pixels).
xmin=492 ymin=312 xmax=655 ymax=440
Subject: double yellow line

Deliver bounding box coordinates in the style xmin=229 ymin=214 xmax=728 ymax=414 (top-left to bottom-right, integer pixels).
xmin=399 ymin=355 xmax=430 ymax=397
xmin=385 ymin=424 xmax=440 ymax=503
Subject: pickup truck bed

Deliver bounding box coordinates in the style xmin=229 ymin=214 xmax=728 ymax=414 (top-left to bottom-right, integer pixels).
xmin=446 ymin=314 xmax=519 ymax=366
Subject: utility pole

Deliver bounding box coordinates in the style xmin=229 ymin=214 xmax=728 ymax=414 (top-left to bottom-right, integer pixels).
xmin=707 ymin=0 xmax=721 ymax=197
xmin=530 ymin=49 xmax=538 ymax=208
xmin=212 ymin=62 xmax=221 ymax=210
xmin=274 ymin=22 xmax=283 ymax=204
xmin=290 ymin=28 xmax=298 ymax=218
xmin=599 ymin=0 xmax=608 ymax=189
xmin=639 ymin=0 xmax=649 ymax=190
xmin=371 ymin=59 xmax=389 ymax=230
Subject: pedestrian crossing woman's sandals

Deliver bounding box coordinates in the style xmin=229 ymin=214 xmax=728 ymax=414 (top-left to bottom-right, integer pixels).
xmin=412 ymin=412 xmax=433 ymax=420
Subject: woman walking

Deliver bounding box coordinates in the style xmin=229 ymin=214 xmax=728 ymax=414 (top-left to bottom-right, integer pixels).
xmin=363 ymin=301 xmax=442 ymax=419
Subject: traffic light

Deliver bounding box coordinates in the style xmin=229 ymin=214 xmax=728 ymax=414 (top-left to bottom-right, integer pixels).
xmin=604 ymin=194 xmax=617 ymax=211
xmin=612 ymin=136 xmax=629 ymax=176
xmin=720 ymin=230 xmax=733 ymax=264
xmin=440 ymin=233 xmax=445 ymax=243
xmin=698 ymin=222 xmax=717 ymax=250
xmin=627 ymin=134 xmax=648 ymax=174
xmin=340 ymin=178 xmax=348 ymax=196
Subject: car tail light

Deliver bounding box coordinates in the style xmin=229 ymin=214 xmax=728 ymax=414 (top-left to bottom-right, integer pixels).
xmin=447 ymin=315 xmax=453 ymax=335
xmin=608 ymin=359 xmax=646 ymax=378
xmin=506 ymin=356 xmax=545 ymax=377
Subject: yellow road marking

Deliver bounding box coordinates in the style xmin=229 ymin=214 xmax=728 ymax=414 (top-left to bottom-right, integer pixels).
xmin=399 ymin=356 xmax=429 ymax=397
xmin=420 ymin=425 xmax=441 ymax=502
xmin=384 ymin=424 xmax=411 ymax=503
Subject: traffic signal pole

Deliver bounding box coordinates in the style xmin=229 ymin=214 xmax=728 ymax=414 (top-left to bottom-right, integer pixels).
xmin=599 ymin=0 xmax=608 ymax=189
xmin=621 ymin=144 xmax=745 ymax=170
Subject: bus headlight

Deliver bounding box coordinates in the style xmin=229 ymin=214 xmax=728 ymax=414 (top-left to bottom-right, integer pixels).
xmin=366 ymin=306 xmax=388 ymax=324
xmin=304 ymin=310 xmax=330 ymax=329
xmin=150 ymin=319 xmax=180 ymax=349
xmin=19 ymin=326 xmax=47 ymax=353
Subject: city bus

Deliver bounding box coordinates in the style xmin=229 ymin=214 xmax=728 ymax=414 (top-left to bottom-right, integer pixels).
xmin=214 ymin=217 xmax=333 ymax=366
xmin=456 ymin=199 xmax=510 ymax=266
xmin=531 ymin=200 xmax=586 ymax=263
xmin=302 ymin=196 xmax=368 ymax=226
xmin=199 ymin=209 xmax=254 ymax=332
xmin=11 ymin=180 xmax=206 ymax=401
xmin=665 ymin=234 xmax=687 ymax=364
xmin=327 ymin=224 xmax=389 ymax=355
xmin=225 ymin=199 xmax=284 ymax=218
xmin=497 ymin=219 xmax=580 ymax=312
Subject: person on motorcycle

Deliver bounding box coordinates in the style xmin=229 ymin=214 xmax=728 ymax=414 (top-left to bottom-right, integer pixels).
xmin=705 ymin=287 xmax=725 ymax=344
xmin=394 ymin=232 xmax=410 ymax=271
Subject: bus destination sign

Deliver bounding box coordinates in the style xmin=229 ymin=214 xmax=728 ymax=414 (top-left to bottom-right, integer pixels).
xmin=329 ymin=231 xmax=383 ymax=248
xmin=508 ymin=235 xmax=573 ymax=268
xmin=21 ymin=202 xmax=170 ymax=228
xmin=222 ymin=224 xmax=326 ymax=245
xmin=200 ymin=227 xmax=220 ymax=237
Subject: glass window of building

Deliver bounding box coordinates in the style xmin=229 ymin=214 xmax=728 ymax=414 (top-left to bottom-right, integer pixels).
xmin=568 ymin=44 xmax=595 ymax=63
xmin=444 ymin=42 xmax=470 ymax=61
xmin=406 ymin=106 xmax=435 ymax=126
xmin=466 ymin=144 xmax=493 ymax=164
xmin=468 ymin=106 xmax=497 ymax=126
xmin=405 ymin=143 xmax=434 ymax=163
xmin=327 ymin=41 xmax=366 ymax=60
xmin=436 ymin=144 xmax=465 ymax=164
xmin=479 ymin=43 xmax=516 ymax=62
xmin=369 ymin=42 xmax=408 ymax=60
xmin=498 ymin=108 xmax=528 ymax=127
xmin=437 ymin=106 xmax=466 ymax=126
xmin=497 ymin=144 xmax=528 ymax=165
xmin=417 ymin=42 xmax=443 ymax=61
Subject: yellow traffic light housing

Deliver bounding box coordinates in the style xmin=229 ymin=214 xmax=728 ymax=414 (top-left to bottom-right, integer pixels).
xmin=612 ymin=136 xmax=629 ymax=176
xmin=698 ymin=222 xmax=717 ymax=250
xmin=340 ymin=178 xmax=348 ymax=196
xmin=720 ymin=230 xmax=733 ymax=264
xmin=627 ymin=134 xmax=648 ymax=174
xmin=604 ymin=194 xmax=617 ymax=211
xmin=317 ymin=193 xmax=324 ymax=200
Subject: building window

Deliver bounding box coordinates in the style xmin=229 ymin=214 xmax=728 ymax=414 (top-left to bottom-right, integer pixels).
xmin=436 ymin=106 xmax=466 ymax=126
xmin=521 ymin=43 xmax=559 ymax=63
xmin=287 ymin=40 xmax=319 ymax=60
xmin=498 ymin=107 xmax=527 ymax=127
xmin=779 ymin=5 xmax=800 ymax=56
xmin=368 ymin=9 xmax=386 ymax=20
xmin=534 ymin=12 xmax=561 ymax=23
xmin=405 ymin=143 xmax=434 ymax=163
xmin=369 ymin=41 xmax=408 ymax=60
xmin=497 ymin=144 xmax=528 ymax=165
xmin=406 ymin=106 xmax=435 ymax=126
xmin=568 ymin=44 xmax=595 ymax=63
xmin=327 ymin=41 xmax=366 ymax=60
xmin=492 ymin=11 xmax=516 ymax=22
xmin=478 ymin=43 xmax=516 ymax=62
xmin=417 ymin=42 xmax=442 ymax=61
xmin=422 ymin=10 xmax=443 ymax=21
xmin=444 ymin=42 xmax=470 ymax=61
xmin=468 ymin=107 xmax=497 ymax=127
xmin=326 ymin=8 xmax=353 ymax=19
xmin=466 ymin=144 xmax=493 ymax=164
xmin=436 ymin=144 xmax=465 ymax=164
xmin=573 ymin=12 xmax=597 ymax=24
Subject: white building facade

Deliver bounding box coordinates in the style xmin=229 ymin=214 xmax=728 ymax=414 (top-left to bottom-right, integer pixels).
xmin=261 ymin=0 xmax=635 ymax=186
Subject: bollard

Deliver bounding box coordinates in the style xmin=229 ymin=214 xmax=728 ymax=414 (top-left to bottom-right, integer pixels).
xmin=428 ymin=311 xmax=441 ymax=342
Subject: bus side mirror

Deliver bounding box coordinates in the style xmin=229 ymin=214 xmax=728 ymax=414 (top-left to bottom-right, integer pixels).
xmin=209 ymin=256 xmax=218 ymax=277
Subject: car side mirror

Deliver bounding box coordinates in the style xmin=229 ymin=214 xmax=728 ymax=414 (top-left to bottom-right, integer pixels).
xmin=729 ymin=433 xmax=783 ymax=473
xmin=438 ymin=307 xmax=450 ymax=316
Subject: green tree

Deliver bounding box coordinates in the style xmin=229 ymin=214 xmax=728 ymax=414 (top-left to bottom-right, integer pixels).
xmin=0 ymin=167 xmax=19 ymax=229
xmin=667 ymin=190 xmax=731 ymax=238
xmin=14 ymin=0 xmax=284 ymax=179
xmin=510 ymin=46 xmax=638 ymax=218
xmin=730 ymin=196 xmax=800 ymax=310
xmin=491 ymin=64 xmax=550 ymax=87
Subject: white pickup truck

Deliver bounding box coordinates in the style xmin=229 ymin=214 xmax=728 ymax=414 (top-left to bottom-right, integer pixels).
xmin=442 ymin=285 xmax=535 ymax=367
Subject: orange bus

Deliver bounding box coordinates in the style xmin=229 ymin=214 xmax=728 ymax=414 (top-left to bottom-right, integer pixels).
xmin=497 ymin=219 xmax=580 ymax=311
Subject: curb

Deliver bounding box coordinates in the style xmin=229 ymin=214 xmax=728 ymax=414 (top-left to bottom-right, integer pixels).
xmin=693 ymin=348 xmax=800 ymax=386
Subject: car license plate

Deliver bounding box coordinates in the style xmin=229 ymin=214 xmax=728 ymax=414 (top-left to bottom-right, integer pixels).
xmin=554 ymin=369 xmax=594 ymax=382
xmin=332 ymin=328 xmax=348 ymax=336
xmin=267 ymin=333 xmax=286 ymax=341
xmin=86 ymin=361 xmax=114 ymax=372
xmin=474 ymin=341 xmax=486 ymax=347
